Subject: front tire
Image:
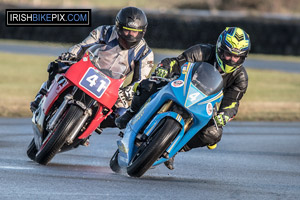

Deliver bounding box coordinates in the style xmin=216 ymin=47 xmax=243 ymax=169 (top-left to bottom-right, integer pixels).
xmin=110 ymin=150 xmax=121 ymax=173
xmin=127 ymin=117 xmax=181 ymax=177
xmin=27 ymin=138 xmax=37 ymax=161
xmin=35 ymin=105 xmax=84 ymax=165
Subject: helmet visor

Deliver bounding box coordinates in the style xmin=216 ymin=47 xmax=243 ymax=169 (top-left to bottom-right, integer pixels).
xmin=219 ymin=48 xmax=246 ymax=68
xmin=118 ymin=25 xmax=144 ymax=43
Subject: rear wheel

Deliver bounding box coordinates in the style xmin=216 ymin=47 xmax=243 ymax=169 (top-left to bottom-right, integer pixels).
xmin=27 ymin=138 xmax=37 ymax=161
xmin=127 ymin=117 xmax=181 ymax=177
xmin=35 ymin=105 xmax=84 ymax=165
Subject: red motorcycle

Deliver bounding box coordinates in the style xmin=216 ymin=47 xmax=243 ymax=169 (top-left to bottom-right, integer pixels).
xmin=27 ymin=44 xmax=127 ymax=165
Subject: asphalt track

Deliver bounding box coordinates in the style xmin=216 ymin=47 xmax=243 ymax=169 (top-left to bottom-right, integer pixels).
xmin=0 ymin=118 xmax=299 ymax=200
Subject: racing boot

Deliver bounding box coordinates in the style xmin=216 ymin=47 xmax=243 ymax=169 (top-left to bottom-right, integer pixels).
xmin=115 ymin=108 xmax=136 ymax=129
xmin=164 ymin=144 xmax=191 ymax=170
xmin=30 ymin=82 xmax=48 ymax=112
xmin=30 ymin=94 xmax=43 ymax=112
xmin=164 ymin=154 xmax=176 ymax=170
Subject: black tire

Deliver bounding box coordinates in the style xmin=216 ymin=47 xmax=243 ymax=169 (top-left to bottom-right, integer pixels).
xmin=110 ymin=150 xmax=121 ymax=173
xmin=35 ymin=105 xmax=84 ymax=165
xmin=127 ymin=117 xmax=181 ymax=177
xmin=27 ymin=138 xmax=37 ymax=161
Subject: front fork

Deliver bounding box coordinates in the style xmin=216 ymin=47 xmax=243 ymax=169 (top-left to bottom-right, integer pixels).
xmin=45 ymin=87 xmax=93 ymax=145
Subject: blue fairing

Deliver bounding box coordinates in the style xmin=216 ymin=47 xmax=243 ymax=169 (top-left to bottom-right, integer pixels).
xmin=117 ymin=62 xmax=223 ymax=167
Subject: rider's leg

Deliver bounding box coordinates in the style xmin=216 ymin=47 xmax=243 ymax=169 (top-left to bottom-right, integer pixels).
xmin=30 ymin=62 xmax=70 ymax=112
xmin=30 ymin=81 xmax=48 ymax=112
xmin=187 ymin=119 xmax=223 ymax=148
xmin=115 ymin=79 xmax=167 ymax=129
xmin=164 ymin=119 xmax=223 ymax=170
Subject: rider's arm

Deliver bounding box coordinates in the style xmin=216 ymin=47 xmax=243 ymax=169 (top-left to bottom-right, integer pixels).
xmin=161 ymin=44 xmax=216 ymax=75
xmin=219 ymin=67 xmax=248 ymax=119
xmin=180 ymin=44 xmax=215 ymax=64
xmin=132 ymin=42 xmax=155 ymax=83
xmin=67 ymin=25 xmax=112 ymax=59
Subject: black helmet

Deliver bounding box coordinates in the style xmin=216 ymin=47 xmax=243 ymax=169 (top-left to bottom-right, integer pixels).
xmin=115 ymin=7 xmax=148 ymax=49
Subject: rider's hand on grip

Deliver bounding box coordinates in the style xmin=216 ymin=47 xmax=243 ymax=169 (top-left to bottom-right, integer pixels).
xmin=154 ymin=58 xmax=179 ymax=78
xmin=155 ymin=65 xmax=169 ymax=78
xmin=214 ymin=113 xmax=230 ymax=127
xmin=59 ymin=52 xmax=77 ymax=61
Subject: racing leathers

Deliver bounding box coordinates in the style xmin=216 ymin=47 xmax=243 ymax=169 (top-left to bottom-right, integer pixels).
xmin=173 ymin=43 xmax=248 ymax=148
xmin=66 ymin=25 xmax=154 ymax=108
xmin=117 ymin=43 xmax=248 ymax=148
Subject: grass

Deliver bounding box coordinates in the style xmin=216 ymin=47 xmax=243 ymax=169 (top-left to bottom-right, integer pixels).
xmin=236 ymin=69 xmax=300 ymax=121
xmin=0 ymin=52 xmax=54 ymax=117
xmin=0 ymin=50 xmax=299 ymax=121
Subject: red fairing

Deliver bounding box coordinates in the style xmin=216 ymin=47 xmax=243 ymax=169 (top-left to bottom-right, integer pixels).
xmin=65 ymin=53 xmax=124 ymax=108
xmin=42 ymin=52 xmax=125 ymax=140
xmin=43 ymin=75 xmax=72 ymax=115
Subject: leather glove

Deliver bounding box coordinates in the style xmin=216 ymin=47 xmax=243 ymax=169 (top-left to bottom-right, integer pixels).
xmin=155 ymin=58 xmax=178 ymax=78
xmin=214 ymin=113 xmax=230 ymax=127
xmin=155 ymin=67 xmax=169 ymax=78
xmin=59 ymin=52 xmax=77 ymax=61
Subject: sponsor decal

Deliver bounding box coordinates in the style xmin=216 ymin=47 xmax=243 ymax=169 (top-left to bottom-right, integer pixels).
xmin=206 ymin=103 xmax=213 ymax=116
xmin=91 ymin=30 xmax=97 ymax=36
xmin=171 ymin=80 xmax=184 ymax=87
xmin=128 ymin=21 xmax=138 ymax=28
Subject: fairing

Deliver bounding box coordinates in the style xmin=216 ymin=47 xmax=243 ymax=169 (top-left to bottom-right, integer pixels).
xmin=117 ymin=62 xmax=224 ymax=167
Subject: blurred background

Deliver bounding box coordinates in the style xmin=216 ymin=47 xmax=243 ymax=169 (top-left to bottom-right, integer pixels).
xmin=2 ymin=0 xmax=300 ymax=13
xmin=1 ymin=0 xmax=300 ymax=55
xmin=0 ymin=0 xmax=300 ymax=120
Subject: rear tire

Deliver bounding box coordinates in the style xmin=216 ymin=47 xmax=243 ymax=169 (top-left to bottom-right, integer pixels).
xmin=127 ymin=117 xmax=181 ymax=177
xmin=27 ymin=138 xmax=37 ymax=161
xmin=35 ymin=105 xmax=84 ymax=165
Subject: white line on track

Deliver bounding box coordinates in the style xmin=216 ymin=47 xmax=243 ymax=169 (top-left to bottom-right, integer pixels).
xmin=0 ymin=165 xmax=34 ymax=170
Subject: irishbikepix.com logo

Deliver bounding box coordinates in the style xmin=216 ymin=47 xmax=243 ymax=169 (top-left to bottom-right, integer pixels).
xmin=6 ymin=9 xmax=91 ymax=26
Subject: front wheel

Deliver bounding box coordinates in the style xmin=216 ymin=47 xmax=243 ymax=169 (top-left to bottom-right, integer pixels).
xmin=110 ymin=150 xmax=121 ymax=173
xmin=35 ymin=105 xmax=84 ymax=165
xmin=127 ymin=117 xmax=181 ymax=177
xmin=27 ymin=138 xmax=37 ymax=161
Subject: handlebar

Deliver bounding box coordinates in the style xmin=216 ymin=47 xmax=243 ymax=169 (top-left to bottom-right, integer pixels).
xmin=149 ymin=76 xmax=178 ymax=82
xmin=55 ymin=59 xmax=77 ymax=65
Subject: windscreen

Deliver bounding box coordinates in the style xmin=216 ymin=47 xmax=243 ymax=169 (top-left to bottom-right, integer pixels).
xmin=191 ymin=62 xmax=223 ymax=96
xmin=88 ymin=44 xmax=128 ymax=79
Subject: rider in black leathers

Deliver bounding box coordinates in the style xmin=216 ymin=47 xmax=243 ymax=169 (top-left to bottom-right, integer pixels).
xmin=115 ymin=27 xmax=251 ymax=170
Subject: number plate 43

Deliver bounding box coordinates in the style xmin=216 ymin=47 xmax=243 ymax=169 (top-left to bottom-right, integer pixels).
xmin=79 ymin=67 xmax=111 ymax=98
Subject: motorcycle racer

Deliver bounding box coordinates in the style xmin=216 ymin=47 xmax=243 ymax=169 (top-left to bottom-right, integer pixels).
xmin=115 ymin=27 xmax=250 ymax=169
xmin=30 ymin=6 xmax=154 ymax=129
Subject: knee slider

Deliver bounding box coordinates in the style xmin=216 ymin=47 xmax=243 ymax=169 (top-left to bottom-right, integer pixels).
xmin=206 ymin=126 xmax=223 ymax=144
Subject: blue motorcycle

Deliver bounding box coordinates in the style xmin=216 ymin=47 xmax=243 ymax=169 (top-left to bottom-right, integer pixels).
xmin=110 ymin=61 xmax=224 ymax=177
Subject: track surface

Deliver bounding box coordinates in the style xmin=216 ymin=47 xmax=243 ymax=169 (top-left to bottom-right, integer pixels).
xmin=0 ymin=118 xmax=299 ymax=199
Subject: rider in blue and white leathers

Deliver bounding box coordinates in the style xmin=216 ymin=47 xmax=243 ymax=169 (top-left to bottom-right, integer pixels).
xmin=30 ymin=7 xmax=154 ymax=128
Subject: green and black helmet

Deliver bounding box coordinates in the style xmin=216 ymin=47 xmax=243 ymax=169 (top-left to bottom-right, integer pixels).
xmin=216 ymin=27 xmax=251 ymax=73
